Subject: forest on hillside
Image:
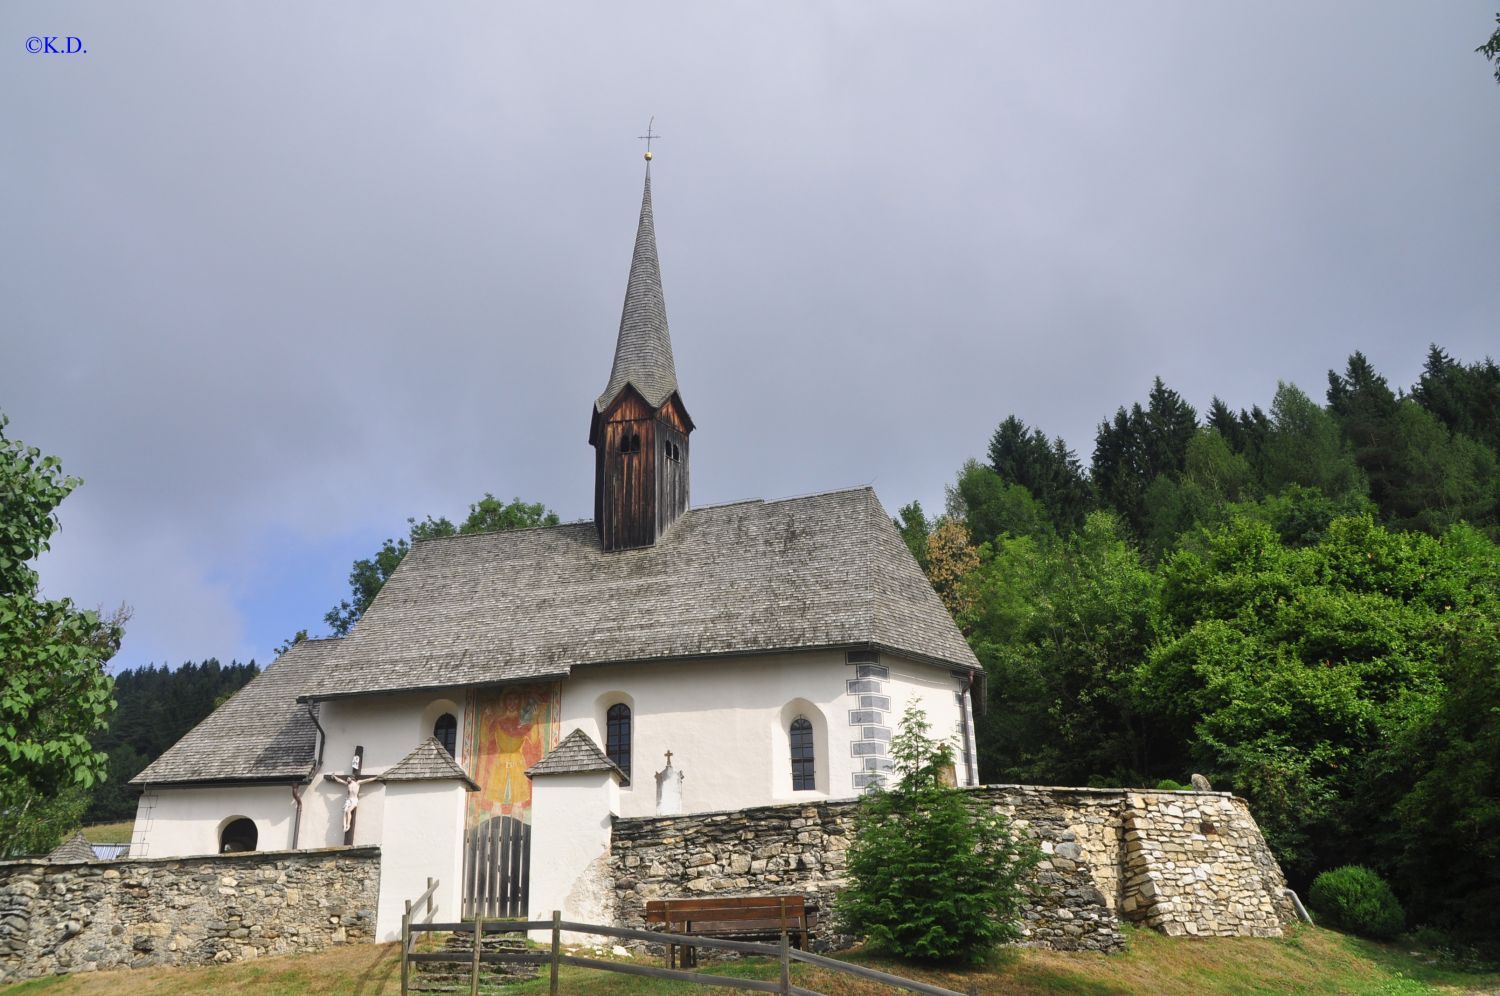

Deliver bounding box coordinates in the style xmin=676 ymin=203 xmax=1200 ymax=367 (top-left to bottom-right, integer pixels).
xmin=84 ymin=660 xmax=260 ymax=822
xmin=896 ymin=346 xmax=1500 ymax=953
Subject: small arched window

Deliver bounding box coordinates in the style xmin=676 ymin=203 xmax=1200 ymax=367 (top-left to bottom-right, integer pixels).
xmin=790 ymin=718 xmax=815 ymax=791
xmin=434 ymin=713 xmax=458 ymax=757
xmin=220 ymin=817 xmax=258 ymax=853
xmin=606 ymin=703 xmax=632 ymax=785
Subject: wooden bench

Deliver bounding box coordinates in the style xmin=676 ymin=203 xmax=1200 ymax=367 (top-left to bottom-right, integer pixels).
xmin=645 ymin=896 xmax=813 ymax=968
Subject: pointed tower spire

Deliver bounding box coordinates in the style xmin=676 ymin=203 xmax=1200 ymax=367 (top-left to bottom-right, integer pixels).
xmin=595 ymin=171 xmax=679 ymax=412
xmin=590 ymin=146 xmax=694 ymax=552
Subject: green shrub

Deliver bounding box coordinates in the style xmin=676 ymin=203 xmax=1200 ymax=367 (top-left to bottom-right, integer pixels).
xmin=835 ymin=706 xmax=1039 ymax=964
xmin=1308 ymin=866 xmax=1405 ymax=939
xmin=1155 ymin=779 xmax=1189 ymax=791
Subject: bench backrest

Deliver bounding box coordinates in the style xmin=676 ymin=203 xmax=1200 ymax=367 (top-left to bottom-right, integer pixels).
xmin=646 ymin=895 xmax=806 ymax=928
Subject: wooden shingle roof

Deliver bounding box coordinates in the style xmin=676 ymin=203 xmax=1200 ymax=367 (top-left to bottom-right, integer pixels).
xmin=302 ymin=487 xmax=979 ymax=700
xmin=138 ymin=489 xmax=978 ymax=786
xmin=526 ymin=729 xmax=622 ymax=779
xmin=380 ymin=737 xmax=479 ymax=790
xmin=131 ymin=637 xmax=338 ymax=786
xmin=46 ymin=832 xmax=96 ymax=862
xmin=596 ymin=171 xmax=679 ymax=413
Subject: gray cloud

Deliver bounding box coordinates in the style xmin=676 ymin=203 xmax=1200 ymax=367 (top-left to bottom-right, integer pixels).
xmin=2 ymin=1 xmax=1496 ymax=667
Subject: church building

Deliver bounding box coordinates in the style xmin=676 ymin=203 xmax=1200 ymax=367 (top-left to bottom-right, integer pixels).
xmin=129 ymin=157 xmax=984 ymax=941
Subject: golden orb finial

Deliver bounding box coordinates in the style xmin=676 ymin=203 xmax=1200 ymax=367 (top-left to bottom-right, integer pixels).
xmin=638 ymin=118 xmax=659 ymax=162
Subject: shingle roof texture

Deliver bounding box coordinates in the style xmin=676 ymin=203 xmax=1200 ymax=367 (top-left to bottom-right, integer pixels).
xmin=46 ymin=832 xmax=96 ymax=862
xmin=595 ymin=172 xmax=679 ymax=412
xmin=380 ymin=737 xmax=479 ymax=790
xmin=526 ymin=728 xmax=621 ymax=778
xmin=130 ymin=637 xmax=339 ymax=785
xmin=303 ymin=487 xmax=979 ymax=700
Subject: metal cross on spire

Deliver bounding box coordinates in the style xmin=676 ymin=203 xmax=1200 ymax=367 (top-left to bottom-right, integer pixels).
xmin=638 ymin=116 xmax=660 ymax=161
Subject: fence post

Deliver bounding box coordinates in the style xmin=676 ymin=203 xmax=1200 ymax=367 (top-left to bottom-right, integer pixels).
xmin=550 ymin=909 xmax=561 ymax=995
xmin=470 ymin=914 xmax=483 ymax=996
xmin=779 ymin=927 xmax=791 ymax=995
xmin=400 ymin=902 xmax=411 ymax=996
xmin=426 ymin=876 xmax=435 ymax=919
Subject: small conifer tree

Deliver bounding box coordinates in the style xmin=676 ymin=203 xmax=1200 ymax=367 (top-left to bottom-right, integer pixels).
xmin=835 ymin=706 xmax=1038 ymax=963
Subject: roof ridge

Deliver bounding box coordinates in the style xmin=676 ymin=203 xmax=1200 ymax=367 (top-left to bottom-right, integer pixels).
xmin=406 ymin=488 xmax=879 ymax=548
xmin=759 ymin=484 xmax=876 ymax=506
xmin=409 ymin=518 xmax=589 ymax=546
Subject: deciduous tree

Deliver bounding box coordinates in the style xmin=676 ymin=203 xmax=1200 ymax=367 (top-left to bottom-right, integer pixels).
xmin=0 ymin=413 xmax=120 ymax=856
xmin=326 ymin=494 xmax=559 ymax=635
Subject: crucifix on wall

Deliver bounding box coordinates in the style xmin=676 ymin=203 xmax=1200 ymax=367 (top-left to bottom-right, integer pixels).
xmin=325 ymin=745 xmax=378 ymax=845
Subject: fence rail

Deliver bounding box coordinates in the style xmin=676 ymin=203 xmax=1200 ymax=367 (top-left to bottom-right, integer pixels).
xmin=397 ymin=877 xmax=438 ymax=996
xmin=398 ymin=906 xmax=967 ymax=996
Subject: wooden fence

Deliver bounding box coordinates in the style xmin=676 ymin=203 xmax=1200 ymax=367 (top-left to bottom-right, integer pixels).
xmin=397 ymin=901 xmax=968 ymax=996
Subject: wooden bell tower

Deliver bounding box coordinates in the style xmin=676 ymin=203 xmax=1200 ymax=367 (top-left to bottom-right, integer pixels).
xmin=589 ymin=157 xmax=694 ymax=552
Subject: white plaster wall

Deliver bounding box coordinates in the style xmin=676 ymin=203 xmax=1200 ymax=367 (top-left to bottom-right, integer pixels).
xmin=884 ymin=656 xmax=978 ymax=786
xmin=133 ymin=784 xmax=296 ymax=859
xmin=528 ymin=771 xmax=619 ymax=943
xmin=376 ymin=780 xmax=468 ymax=942
xmin=302 ymin=691 xmax=467 ymax=849
xmin=560 ymin=650 xmax=971 ymax=817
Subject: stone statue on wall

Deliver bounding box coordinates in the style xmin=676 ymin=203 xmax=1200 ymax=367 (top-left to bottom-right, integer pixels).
xmin=655 ymin=750 xmax=684 ymax=816
xmin=1190 ymin=773 xmax=1213 ymax=792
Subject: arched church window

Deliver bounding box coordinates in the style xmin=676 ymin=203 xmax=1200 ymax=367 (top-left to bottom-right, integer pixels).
xmin=434 ymin=713 xmax=457 ymax=757
xmin=790 ymin=717 xmax=815 ymax=791
xmin=220 ymin=817 xmax=257 ymax=853
xmin=606 ymin=703 xmax=632 ymax=784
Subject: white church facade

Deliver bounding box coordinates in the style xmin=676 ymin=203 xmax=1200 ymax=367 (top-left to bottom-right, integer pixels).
xmin=129 ymin=162 xmax=984 ymax=942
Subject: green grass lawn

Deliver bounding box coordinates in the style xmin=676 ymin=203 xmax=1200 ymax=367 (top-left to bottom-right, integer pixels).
xmin=76 ymin=821 xmax=133 ymax=845
xmin=3 ymin=925 xmax=1497 ymax=994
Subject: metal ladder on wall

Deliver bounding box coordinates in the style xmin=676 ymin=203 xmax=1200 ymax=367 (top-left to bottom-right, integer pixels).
xmin=129 ymin=791 xmax=156 ymax=858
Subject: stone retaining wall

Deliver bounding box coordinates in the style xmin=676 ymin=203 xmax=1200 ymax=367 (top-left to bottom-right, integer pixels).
xmin=610 ymin=786 xmax=1292 ymax=953
xmin=0 ymin=845 xmax=380 ymax=983
xmin=1122 ymin=792 xmax=1290 ymax=937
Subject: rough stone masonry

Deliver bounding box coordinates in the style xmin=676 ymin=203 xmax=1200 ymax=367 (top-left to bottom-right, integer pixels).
xmin=610 ymin=785 xmax=1296 ymax=953
xmin=0 ymin=845 xmax=380 ymax=983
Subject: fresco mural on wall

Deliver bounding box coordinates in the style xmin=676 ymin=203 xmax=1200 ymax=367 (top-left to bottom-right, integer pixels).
xmin=461 ymin=682 xmax=561 ymax=828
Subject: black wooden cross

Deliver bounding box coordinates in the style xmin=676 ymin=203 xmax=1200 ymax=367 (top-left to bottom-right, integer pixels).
xmin=326 ymin=745 xmax=378 ymax=845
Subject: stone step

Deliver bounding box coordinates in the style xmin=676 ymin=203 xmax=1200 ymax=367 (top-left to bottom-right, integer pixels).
xmin=410 ymin=930 xmax=541 ymax=986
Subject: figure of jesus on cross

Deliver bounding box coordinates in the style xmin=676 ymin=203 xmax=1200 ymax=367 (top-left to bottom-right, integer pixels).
xmin=325 ymin=746 xmax=378 ymax=844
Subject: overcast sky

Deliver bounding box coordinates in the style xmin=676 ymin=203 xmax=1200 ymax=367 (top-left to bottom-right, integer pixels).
xmin=3 ymin=3 xmax=1497 ymax=672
